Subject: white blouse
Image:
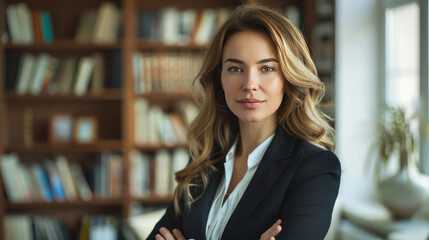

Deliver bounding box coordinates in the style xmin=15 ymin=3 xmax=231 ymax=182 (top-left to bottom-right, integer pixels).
xmin=205 ymin=133 xmax=275 ymax=240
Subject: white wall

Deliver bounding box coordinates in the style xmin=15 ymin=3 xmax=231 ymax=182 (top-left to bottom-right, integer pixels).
xmin=335 ymin=0 xmax=380 ymax=198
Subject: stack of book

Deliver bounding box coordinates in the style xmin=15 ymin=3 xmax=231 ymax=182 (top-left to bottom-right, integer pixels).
xmin=5 ymin=215 xmax=71 ymax=240
xmin=93 ymin=152 xmax=123 ymax=199
xmin=136 ymin=7 xmax=231 ymax=45
xmin=129 ymin=149 xmax=189 ymax=197
xmin=133 ymin=51 xmax=203 ymax=94
xmin=0 ymin=154 xmax=92 ymax=203
xmin=74 ymin=2 xmax=121 ymax=43
xmin=5 ymin=3 xmax=54 ymax=44
xmin=5 ymin=214 xmax=140 ymax=240
xmin=0 ymin=152 xmax=123 ymax=203
xmin=134 ymin=99 xmax=199 ymax=146
xmin=5 ymin=52 xmax=120 ymax=95
xmin=4 ymin=2 xmax=122 ymax=44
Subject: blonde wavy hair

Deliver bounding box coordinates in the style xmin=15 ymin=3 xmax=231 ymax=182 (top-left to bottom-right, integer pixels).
xmin=173 ymin=4 xmax=335 ymax=215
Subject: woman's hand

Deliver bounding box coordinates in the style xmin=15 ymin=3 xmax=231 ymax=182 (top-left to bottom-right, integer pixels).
xmin=155 ymin=219 xmax=282 ymax=240
xmin=155 ymin=227 xmax=186 ymax=240
xmin=260 ymin=219 xmax=282 ymax=240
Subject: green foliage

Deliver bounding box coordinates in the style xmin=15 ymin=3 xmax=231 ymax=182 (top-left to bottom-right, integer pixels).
xmin=375 ymin=106 xmax=416 ymax=171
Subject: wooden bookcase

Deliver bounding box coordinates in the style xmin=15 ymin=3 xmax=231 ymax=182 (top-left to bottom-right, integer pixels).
xmin=0 ymin=0 xmax=334 ymax=238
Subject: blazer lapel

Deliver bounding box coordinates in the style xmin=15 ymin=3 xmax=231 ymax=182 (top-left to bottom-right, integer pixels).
xmin=183 ymin=159 xmax=224 ymax=239
xmin=221 ymin=127 xmax=296 ymax=240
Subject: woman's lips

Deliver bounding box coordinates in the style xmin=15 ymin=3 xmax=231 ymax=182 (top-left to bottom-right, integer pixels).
xmin=237 ymin=98 xmax=265 ymax=108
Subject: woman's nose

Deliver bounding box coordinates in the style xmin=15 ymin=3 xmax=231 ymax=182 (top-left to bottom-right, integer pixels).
xmin=242 ymin=70 xmax=259 ymax=92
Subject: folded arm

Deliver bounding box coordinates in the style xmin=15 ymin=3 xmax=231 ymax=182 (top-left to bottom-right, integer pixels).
xmin=277 ymin=150 xmax=341 ymax=239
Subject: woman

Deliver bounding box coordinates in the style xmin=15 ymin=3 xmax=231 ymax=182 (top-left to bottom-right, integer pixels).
xmin=148 ymin=4 xmax=341 ymax=240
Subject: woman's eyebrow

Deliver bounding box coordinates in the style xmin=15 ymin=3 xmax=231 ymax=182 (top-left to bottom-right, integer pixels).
xmin=223 ymin=58 xmax=279 ymax=64
xmin=224 ymin=58 xmax=243 ymax=64
xmin=257 ymin=58 xmax=278 ymax=64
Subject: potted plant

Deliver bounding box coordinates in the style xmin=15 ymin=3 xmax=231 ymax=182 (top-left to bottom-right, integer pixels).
xmin=373 ymin=106 xmax=425 ymax=219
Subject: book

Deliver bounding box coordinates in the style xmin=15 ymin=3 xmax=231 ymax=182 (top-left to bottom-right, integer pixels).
xmin=70 ymin=163 xmax=93 ymax=200
xmin=169 ymin=113 xmax=187 ymax=144
xmin=177 ymin=9 xmax=197 ymax=45
xmin=75 ymin=10 xmax=97 ymax=42
xmin=16 ymin=3 xmax=33 ymax=43
xmin=77 ymin=215 xmax=91 ymax=240
xmin=56 ymin=57 xmax=77 ymax=94
xmin=40 ymin=11 xmax=54 ymax=43
xmin=28 ymin=164 xmax=46 ymax=201
xmin=132 ymin=52 xmax=142 ymax=93
xmin=55 ymin=155 xmax=78 ymax=200
xmin=33 ymin=163 xmax=54 ymax=202
xmin=30 ymin=53 xmax=51 ymax=95
xmin=139 ymin=11 xmax=158 ymax=40
xmin=160 ymin=112 xmax=179 ymax=146
xmin=171 ymin=149 xmax=189 ymax=191
xmin=48 ymin=59 xmax=64 ymax=94
xmin=0 ymin=153 xmax=21 ymax=202
xmin=16 ymin=53 xmax=35 ymax=94
xmin=43 ymin=160 xmax=66 ymax=201
xmin=5 ymin=215 xmax=33 ymax=240
xmin=154 ymin=150 xmax=171 ymax=196
xmin=32 ymin=10 xmax=43 ymax=43
xmin=16 ymin=164 xmax=35 ymax=201
xmin=102 ymin=152 xmax=111 ymax=197
xmin=93 ymin=2 xmax=120 ymax=43
xmin=110 ymin=153 xmax=123 ymax=197
xmin=192 ymin=9 xmax=217 ymax=45
xmin=159 ymin=7 xmax=179 ymax=45
xmin=129 ymin=150 xmax=150 ymax=197
xmin=74 ymin=56 xmax=95 ymax=96
xmin=128 ymin=208 xmax=167 ymax=239
xmin=148 ymin=106 xmax=162 ymax=144
xmin=134 ymin=99 xmax=149 ymax=145
xmin=90 ymin=53 xmax=104 ymax=93
xmin=6 ymin=4 xmax=21 ymax=43
xmin=41 ymin=56 xmax=59 ymax=93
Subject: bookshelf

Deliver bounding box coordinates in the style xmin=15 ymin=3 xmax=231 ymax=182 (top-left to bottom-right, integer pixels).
xmin=0 ymin=0 xmax=335 ymax=238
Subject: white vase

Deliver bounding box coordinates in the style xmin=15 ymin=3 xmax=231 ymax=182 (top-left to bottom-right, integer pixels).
xmin=378 ymin=167 xmax=425 ymax=219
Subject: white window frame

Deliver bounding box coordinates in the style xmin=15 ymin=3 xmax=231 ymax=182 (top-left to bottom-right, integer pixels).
xmin=381 ymin=0 xmax=429 ymax=174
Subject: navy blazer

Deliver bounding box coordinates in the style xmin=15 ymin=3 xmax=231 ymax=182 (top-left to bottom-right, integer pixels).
xmin=147 ymin=127 xmax=341 ymax=240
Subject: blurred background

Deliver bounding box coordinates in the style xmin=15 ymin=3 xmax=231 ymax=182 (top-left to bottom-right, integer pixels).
xmin=0 ymin=0 xmax=428 ymax=239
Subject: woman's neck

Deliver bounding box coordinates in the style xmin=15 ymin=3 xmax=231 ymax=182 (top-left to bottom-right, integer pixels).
xmin=236 ymin=120 xmax=277 ymax=158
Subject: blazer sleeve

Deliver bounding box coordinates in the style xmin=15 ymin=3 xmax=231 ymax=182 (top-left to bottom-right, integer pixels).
xmin=146 ymin=202 xmax=183 ymax=240
xmin=277 ymin=149 xmax=341 ymax=240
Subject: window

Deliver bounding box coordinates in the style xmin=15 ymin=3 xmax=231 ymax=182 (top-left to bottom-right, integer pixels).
xmin=382 ymin=0 xmax=429 ymax=174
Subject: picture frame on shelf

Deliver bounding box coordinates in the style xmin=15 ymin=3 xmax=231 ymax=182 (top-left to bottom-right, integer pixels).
xmin=49 ymin=113 xmax=73 ymax=144
xmin=73 ymin=116 xmax=98 ymax=144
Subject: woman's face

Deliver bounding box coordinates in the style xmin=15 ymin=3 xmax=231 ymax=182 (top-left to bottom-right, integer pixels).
xmin=221 ymin=30 xmax=284 ymax=125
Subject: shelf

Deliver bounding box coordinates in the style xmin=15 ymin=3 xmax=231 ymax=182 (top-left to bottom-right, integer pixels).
xmin=136 ymin=40 xmax=205 ymax=51
xmin=6 ymin=140 xmax=123 ymax=153
xmin=4 ymin=89 xmax=122 ymax=101
xmin=5 ymin=198 xmax=124 ymax=209
xmin=3 ymin=39 xmax=123 ymax=50
xmin=135 ymin=144 xmax=188 ymax=152
xmin=131 ymin=194 xmax=174 ymax=204
xmin=136 ymin=91 xmax=193 ymax=101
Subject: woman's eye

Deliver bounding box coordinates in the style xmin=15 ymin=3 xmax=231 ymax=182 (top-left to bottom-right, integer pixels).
xmin=227 ymin=66 xmax=242 ymax=73
xmin=261 ymin=66 xmax=274 ymax=72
